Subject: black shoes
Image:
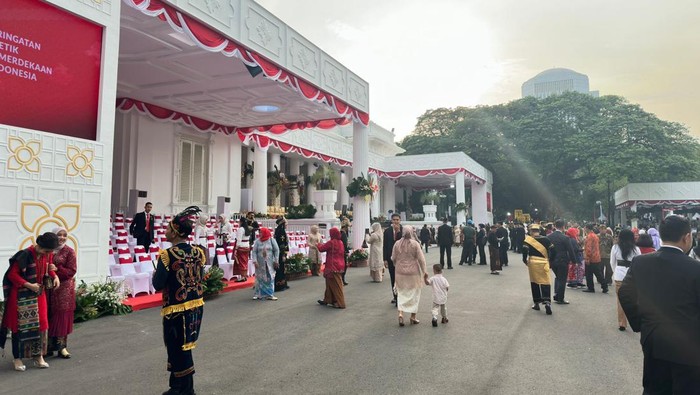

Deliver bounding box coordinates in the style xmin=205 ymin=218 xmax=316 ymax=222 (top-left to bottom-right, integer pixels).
xmin=582 ymin=289 xmax=595 ymax=293
xmin=555 ymin=300 xmax=570 ymax=304
xmin=490 ymin=271 xmax=500 ymax=275
xmin=343 ymin=282 xmax=349 ymax=286
xmin=544 ymin=304 xmax=552 ymax=315
xmin=391 ymin=299 xmax=397 ymax=304
xmin=447 ymin=267 xmax=453 ymax=270
xmin=317 ymin=300 xmax=327 ymax=306
xmin=432 ymin=318 xmax=438 ymax=327
xmin=618 ymin=326 xmax=626 ymax=331
xmin=531 ymin=303 xmax=540 ymax=311
xmin=602 ymin=288 xmax=609 ymax=294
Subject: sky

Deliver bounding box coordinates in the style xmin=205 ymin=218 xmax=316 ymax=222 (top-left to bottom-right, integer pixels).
xmin=256 ymin=0 xmax=700 ymax=141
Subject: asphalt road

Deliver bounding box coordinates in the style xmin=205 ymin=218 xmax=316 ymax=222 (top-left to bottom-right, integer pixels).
xmin=0 ymin=248 xmax=643 ymax=394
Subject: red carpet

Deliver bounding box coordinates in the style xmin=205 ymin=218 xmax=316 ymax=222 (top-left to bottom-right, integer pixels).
xmin=123 ymin=277 xmax=255 ymax=312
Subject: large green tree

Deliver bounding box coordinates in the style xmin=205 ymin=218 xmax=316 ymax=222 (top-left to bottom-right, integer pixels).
xmin=399 ymin=92 xmax=700 ymax=221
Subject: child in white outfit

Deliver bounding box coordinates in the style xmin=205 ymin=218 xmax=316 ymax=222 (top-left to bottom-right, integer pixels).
xmin=426 ymin=263 xmax=450 ymax=327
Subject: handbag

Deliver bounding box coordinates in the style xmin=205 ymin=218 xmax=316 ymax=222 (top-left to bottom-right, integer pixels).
xmin=42 ymin=258 xmax=54 ymax=291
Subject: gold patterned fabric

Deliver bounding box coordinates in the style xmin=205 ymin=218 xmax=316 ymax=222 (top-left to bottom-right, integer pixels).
xmin=527 ymin=256 xmax=551 ymax=285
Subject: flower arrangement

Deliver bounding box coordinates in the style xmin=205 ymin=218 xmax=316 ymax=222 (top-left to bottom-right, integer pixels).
xmin=421 ymin=190 xmax=441 ymax=205
xmin=285 ymin=253 xmax=310 ymax=274
xmin=286 ymin=204 xmax=317 ymax=219
xmin=74 ymin=280 xmax=132 ymax=322
xmin=346 ymin=172 xmax=378 ymax=200
xmin=311 ymin=164 xmax=338 ymax=190
xmin=202 ymin=266 xmax=225 ymax=296
xmin=347 ymin=249 xmax=369 ymax=262
xmin=455 ymin=202 xmax=468 ymax=212
xmin=268 ymin=165 xmax=289 ymax=198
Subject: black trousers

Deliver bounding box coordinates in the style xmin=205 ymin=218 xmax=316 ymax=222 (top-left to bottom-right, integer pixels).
xmin=164 ymin=316 xmax=195 ymax=393
xmin=439 ymin=245 xmax=452 ymax=268
xmin=643 ymin=343 xmax=700 ymax=394
xmin=461 ymin=242 xmax=475 ymax=264
xmin=477 ymin=243 xmax=486 ymax=264
xmin=585 ymin=263 xmax=608 ymax=292
xmin=552 ymin=264 xmax=568 ymax=301
xmin=499 ymin=244 xmax=509 ymax=266
xmin=602 ymin=259 xmax=614 ymax=284
xmin=421 ymin=241 xmax=429 ymax=253
xmin=387 ymin=260 xmax=396 ymax=300
xmin=530 ymin=283 xmax=551 ymax=303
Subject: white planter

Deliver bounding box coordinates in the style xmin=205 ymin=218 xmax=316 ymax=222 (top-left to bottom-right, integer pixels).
xmin=313 ymin=190 xmax=338 ymax=219
xmin=423 ymin=204 xmax=437 ymax=222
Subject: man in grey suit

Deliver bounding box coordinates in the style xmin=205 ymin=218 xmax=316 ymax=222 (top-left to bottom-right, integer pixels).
xmin=618 ymin=215 xmax=700 ymax=393
xmin=547 ymin=219 xmax=576 ymax=304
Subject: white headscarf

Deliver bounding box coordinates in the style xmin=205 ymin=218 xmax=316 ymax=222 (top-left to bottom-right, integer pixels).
xmin=52 ymin=226 xmax=68 ymax=249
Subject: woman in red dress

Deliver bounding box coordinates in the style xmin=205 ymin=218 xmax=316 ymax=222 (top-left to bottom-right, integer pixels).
xmin=47 ymin=227 xmax=77 ymax=359
xmin=0 ymin=232 xmax=60 ymax=371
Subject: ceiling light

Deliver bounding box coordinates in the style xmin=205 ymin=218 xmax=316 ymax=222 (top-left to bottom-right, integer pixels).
xmin=252 ymin=105 xmax=280 ymax=113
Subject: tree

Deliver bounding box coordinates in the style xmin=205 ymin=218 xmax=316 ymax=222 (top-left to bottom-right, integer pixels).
xmin=399 ymin=92 xmax=700 ymax=220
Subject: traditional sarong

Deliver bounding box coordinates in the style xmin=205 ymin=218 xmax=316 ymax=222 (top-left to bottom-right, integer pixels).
xmin=233 ymin=247 xmax=250 ymax=277
xmin=396 ymin=287 xmax=422 ymax=313
xmin=163 ymin=306 xmax=203 ymax=393
xmin=14 ymin=289 xmax=46 ymax=358
xmin=323 ymin=272 xmax=345 ymax=308
xmin=527 ymin=256 xmax=551 ymax=285
xmin=255 ymin=264 xmax=275 ymax=297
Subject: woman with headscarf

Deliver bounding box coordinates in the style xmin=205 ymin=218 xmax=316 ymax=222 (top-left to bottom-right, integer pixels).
xmin=1 ymin=232 xmax=60 ymax=371
xmin=214 ymin=214 xmax=232 ymax=267
xmin=307 ymin=225 xmax=322 ymax=276
xmin=340 ymin=223 xmax=350 ymax=285
xmin=274 ymin=217 xmax=290 ymax=292
xmin=152 ymin=206 xmax=206 ymax=395
xmin=233 ymin=217 xmax=252 ymax=281
xmin=252 ymin=227 xmax=279 ymax=301
xmin=610 ymin=229 xmax=641 ymax=331
xmin=193 ymin=216 xmax=209 ymax=247
xmin=566 ymin=227 xmax=585 ymax=289
xmin=648 ymin=227 xmax=661 ymax=250
xmin=391 ymin=226 xmax=428 ymax=326
xmin=316 ymin=227 xmax=346 ymax=308
xmin=365 ymin=222 xmax=384 ymax=282
xmin=46 ymin=227 xmax=77 ymax=359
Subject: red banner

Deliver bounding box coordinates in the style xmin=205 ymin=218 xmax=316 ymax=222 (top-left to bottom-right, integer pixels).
xmin=0 ymin=0 xmax=103 ymax=140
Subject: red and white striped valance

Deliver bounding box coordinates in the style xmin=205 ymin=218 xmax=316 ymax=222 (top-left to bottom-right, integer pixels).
xmin=370 ymin=168 xmax=485 ymax=184
xmin=117 ymin=98 xmax=349 ymax=137
xmin=122 ymin=0 xmax=369 ymax=125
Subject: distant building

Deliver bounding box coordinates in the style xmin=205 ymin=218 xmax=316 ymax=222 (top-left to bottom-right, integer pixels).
xmin=522 ymin=68 xmax=599 ymax=99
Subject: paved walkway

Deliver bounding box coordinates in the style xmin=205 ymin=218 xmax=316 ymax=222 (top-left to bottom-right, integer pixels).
xmin=0 ymin=248 xmax=643 ymax=394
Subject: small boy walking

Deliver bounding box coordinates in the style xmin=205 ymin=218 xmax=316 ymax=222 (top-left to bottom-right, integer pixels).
xmin=426 ymin=263 xmax=450 ymax=327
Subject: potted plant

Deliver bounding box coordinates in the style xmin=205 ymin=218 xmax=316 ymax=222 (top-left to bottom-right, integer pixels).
xmin=347 ymin=249 xmax=369 ymax=267
xmin=286 ymin=204 xmax=317 ymax=219
xmin=285 ymin=253 xmax=310 ymax=281
xmin=202 ymin=266 xmax=225 ymax=298
xmin=267 ymin=165 xmax=289 ymax=206
xmin=421 ymin=190 xmax=440 ymax=222
xmin=346 ymin=172 xmax=377 ymax=201
xmin=311 ymin=164 xmax=339 ymax=219
xmin=454 ymin=202 xmax=468 ymax=212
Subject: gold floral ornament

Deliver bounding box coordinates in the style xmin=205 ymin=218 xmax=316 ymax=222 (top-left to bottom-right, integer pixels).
xmin=20 ymin=201 xmax=80 ymax=252
xmin=66 ymin=146 xmax=95 ymax=179
xmin=7 ymin=136 xmax=41 ymax=173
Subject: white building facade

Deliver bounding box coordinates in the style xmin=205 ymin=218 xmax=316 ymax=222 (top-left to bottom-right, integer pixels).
xmin=0 ymin=0 xmax=492 ymax=289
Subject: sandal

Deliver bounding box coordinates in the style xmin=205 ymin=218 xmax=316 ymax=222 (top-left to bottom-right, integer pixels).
xmin=33 ymin=360 xmax=50 ymax=369
xmin=59 ymin=349 xmax=71 ymax=359
xmin=410 ymin=318 xmax=420 ymax=325
xmin=398 ymin=316 xmax=405 ymax=327
xmin=13 ymin=360 xmax=26 ymax=372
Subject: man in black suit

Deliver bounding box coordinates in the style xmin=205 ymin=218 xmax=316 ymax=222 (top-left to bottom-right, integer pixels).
xmin=129 ymin=202 xmax=155 ymax=250
xmin=419 ymin=224 xmax=430 ymax=253
xmin=547 ymin=219 xmax=576 ymax=304
xmin=437 ymin=218 xmax=453 ymax=269
xmin=383 ymin=213 xmax=402 ymax=304
xmin=496 ymin=222 xmax=510 ymax=267
xmin=618 ymin=215 xmax=700 ymax=393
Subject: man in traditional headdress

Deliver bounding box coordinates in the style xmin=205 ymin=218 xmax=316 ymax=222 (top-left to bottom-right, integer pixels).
xmin=153 ymin=206 xmax=205 ymax=395
xmin=522 ymin=224 xmax=554 ymax=315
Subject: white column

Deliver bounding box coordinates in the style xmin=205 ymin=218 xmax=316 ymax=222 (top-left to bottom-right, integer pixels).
xmin=352 ymin=122 xmax=370 ymax=248
xmin=455 ymin=171 xmax=466 ymax=225
xmin=229 ymin=137 xmax=242 ymax=213
xmin=306 ymin=163 xmax=316 ymax=205
xmin=382 ymin=178 xmax=396 ymax=216
xmin=472 ymin=180 xmax=489 ymax=225
xmin=369 ymin=173 xmax=380 ymax=220
xmin=338 ymin=170 xmax=349 ymax=210
xmin=252 ymin=147 xmax=268 ymax=214
xmin=289 ymin=158 xmax=300 ymax=206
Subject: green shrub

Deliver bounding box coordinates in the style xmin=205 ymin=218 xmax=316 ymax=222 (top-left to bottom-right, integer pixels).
xmin=74 ymin=280 xmax=132 ymax=322
xmin=202 ymin=266 xmax=225 ymax=296
xmin=285 ymin=253 xmax=310 ymax=274
xmin=286 ymin=204 xmax=317 ymax=219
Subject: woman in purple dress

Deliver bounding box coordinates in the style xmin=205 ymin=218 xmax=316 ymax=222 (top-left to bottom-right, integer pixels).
xmin=47 ymin=227 xmax=77 ymax=358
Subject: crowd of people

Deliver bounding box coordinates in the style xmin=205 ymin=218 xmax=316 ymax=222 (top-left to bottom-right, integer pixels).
xmin=3 ymin=202 xmax=699 ymax=393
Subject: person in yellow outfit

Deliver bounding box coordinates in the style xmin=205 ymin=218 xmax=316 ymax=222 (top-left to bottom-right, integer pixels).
xmin=522 ymin=224 xmax=554 ymax=315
